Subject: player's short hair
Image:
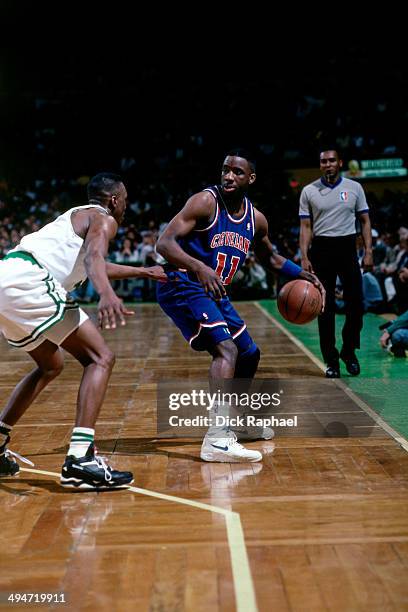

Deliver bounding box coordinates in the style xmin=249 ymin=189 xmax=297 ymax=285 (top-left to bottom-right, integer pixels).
xmin=87 ymin=173 xmax=124 ymax=200
xmin=319 ymin=147 xmax=342 ymax=160
xmin=225 ymin=148 xmax=256 ymax=172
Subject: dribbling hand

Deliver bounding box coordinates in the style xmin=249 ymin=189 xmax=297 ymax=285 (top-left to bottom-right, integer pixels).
xmin=300 ymin=271 xmax=326 ymax=313
xmin=301 ymin=257 xmax=314 ymax=273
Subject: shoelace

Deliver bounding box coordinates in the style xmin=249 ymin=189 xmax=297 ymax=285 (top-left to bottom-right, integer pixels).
xmin=93 ymin=454 xmax=112 ymax=482
xmin=226 ymin=432 xmax=244 ymax=450
xmin=4 ymin=449 xmax=34 ymax=467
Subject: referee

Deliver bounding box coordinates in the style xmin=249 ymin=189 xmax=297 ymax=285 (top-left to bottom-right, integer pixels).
xmin=299 ymin=148 xmax=373 ymax=378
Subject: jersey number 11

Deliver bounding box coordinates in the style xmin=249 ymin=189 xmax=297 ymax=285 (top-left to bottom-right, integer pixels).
xmin=215 ymin=252 xmax=240 ymax=285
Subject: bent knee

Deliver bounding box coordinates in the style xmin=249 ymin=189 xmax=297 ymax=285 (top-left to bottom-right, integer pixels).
xmin=216 ymin=340 xmax=238 ymax=364
xmin=94 ymin=349 xmax=116 ymax=371
xmin=42 ymin=361 xmax=64 ymax=380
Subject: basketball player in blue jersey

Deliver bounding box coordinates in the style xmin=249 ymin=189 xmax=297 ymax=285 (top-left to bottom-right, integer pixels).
xmin=156 ymin=149 xmax=325 ymax=462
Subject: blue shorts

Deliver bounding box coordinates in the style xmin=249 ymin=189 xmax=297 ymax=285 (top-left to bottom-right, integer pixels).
xmin=157 ymin=271 xmax=254 ymax=353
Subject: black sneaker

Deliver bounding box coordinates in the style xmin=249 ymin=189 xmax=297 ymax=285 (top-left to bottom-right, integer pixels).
xmin=325 ymin=363 xmax=340 ymax=378
xmin=0 ymin=447 xmax=19 ymax=477
xmin=340 ymin=350 xmax=360 ymax=376
xmin=0 ymin=434 xmax=34 ymax=477
xmin=60 ymin=443 xmax=134 ymax=490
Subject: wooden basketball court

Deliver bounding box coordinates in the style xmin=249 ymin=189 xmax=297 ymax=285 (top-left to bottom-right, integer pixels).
xmin=1 ymin=303 xmax=408 ymax=611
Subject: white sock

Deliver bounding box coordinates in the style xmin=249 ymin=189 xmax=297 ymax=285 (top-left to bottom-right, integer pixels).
xmin=68 ymin=427 xmax=95 ymax=458
xmin=206 ymin=403 xmax=231 ymax=438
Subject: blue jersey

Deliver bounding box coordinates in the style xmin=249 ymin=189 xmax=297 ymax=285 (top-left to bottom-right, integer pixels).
xmin=179 ymin=185 xmax=256 ymax=285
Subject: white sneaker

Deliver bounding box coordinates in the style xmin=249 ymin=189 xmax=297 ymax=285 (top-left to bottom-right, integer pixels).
xmin=233 ymin=424 xmax=275 ymax=441
xmin=200 ymin=433 xmax=262 ymax=463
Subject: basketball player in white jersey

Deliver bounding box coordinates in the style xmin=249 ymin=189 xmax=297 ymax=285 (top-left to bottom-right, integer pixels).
xmin=0 ymin=173 xmax=167 ymax=489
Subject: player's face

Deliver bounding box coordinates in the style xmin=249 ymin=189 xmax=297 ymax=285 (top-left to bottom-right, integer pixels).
xmin=111 ymin=183 xmax=128 ymax=224
xmin=221 ymin=156 xmax=256 ymax=196
xmin=320 ymin=151 xmax=343 ymax=180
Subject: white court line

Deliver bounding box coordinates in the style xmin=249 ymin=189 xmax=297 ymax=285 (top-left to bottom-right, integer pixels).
xmin=255 ymin=302 xmax=408 ymax=453
xmin=20 ymin=467 xmax=257 ymax=612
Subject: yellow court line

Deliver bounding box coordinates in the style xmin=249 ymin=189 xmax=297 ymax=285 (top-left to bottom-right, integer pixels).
xmin=20 ymin=467 xmax=258 ymax=612
xmin=255 ymin=302 xmax=408 ymax=453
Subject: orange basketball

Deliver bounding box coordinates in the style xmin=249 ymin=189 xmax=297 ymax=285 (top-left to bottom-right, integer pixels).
xmin=277 ymin=279 xmax=322 ymax=324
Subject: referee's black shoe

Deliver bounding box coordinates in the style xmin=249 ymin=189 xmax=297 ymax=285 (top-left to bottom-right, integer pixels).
xmin=325 ymin=362 xmax=340 ymax=378
xmin=340 ymin=350 xmax=360 ymax=376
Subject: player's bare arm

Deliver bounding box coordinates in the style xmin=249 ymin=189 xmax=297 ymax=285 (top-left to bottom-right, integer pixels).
xmin=253 ymin=208 xmax=326 ymax=309
xmin=105 ymin=262 xmax=167 ymax=283
xmin=81 ymin=210 xmax=134 ymax=329
xmin=72 ymin=208 xmax=167 ymax=284
xmin=156 ymin=192 xmax=226 ymax=299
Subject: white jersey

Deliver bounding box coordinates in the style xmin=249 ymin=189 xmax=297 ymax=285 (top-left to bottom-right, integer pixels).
xmin=9 ymin=204 xmax=108 ymax=291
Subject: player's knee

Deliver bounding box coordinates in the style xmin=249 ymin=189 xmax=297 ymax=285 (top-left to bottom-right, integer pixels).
xmin=41 ymin=358 xmax=64 ymax=380
xmin=216 ymin=340 xmax=238 ymax=366
xmin=235 ymin=344 xmax=260 ymax=378
xmin=95 ymin=348 xmax=116 ymax=372
xmin=251 ymin=346 xmax=261 ymax=366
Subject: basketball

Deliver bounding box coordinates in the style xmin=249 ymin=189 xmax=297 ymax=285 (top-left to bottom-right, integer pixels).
xmin=277 ymin=279 xmax=322 ymax=324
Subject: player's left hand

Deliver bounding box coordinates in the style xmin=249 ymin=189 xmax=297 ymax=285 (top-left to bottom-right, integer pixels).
xmin=143 ymin=265 xmax=168 ymax=282
xmin=300 ymin=271 xmax=326 ymax=313
xmin=362 ymin=252 xmax=374 ymax=272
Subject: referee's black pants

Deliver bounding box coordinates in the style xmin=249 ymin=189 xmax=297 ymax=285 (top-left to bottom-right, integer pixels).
xmin=310 ymin=235 xmax=363 ymax=365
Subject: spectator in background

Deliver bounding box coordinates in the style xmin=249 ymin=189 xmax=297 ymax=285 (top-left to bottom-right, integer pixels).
xmin=139 ymin=231 xmax=166 ymax=300
xmin=139 ymin=231 xmax=157 ymax=265
xmin=393 ymin=236 xmax=408 ymax=313
xmin=231 ymin=253 xmax=270 ymax=300
xmin=110 ymin=237 xmax=142 ymax=300
xmin=112 ymin=237 xmax=141 ymax=264
xmin=380 ymin=309 xmax=408 ymax=357
xmin=356 ymin=234 xmax=386 ymax=313
xmin=244 ymin=254 xmax=268 ymax=291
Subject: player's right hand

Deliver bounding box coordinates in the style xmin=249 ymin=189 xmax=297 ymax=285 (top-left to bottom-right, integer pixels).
xmin=97 ymin=291 xmax=134 ymax=329
xmin=195 ymin=264 xmax=226 ymax=300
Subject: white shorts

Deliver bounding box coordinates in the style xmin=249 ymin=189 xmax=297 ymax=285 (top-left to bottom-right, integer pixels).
xmin=0 ymin=252 xmax=89 ymax=352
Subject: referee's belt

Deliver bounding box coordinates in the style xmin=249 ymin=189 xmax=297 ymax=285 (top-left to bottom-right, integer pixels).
xmin=313 ymin=234 xmax=357 ymax=242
